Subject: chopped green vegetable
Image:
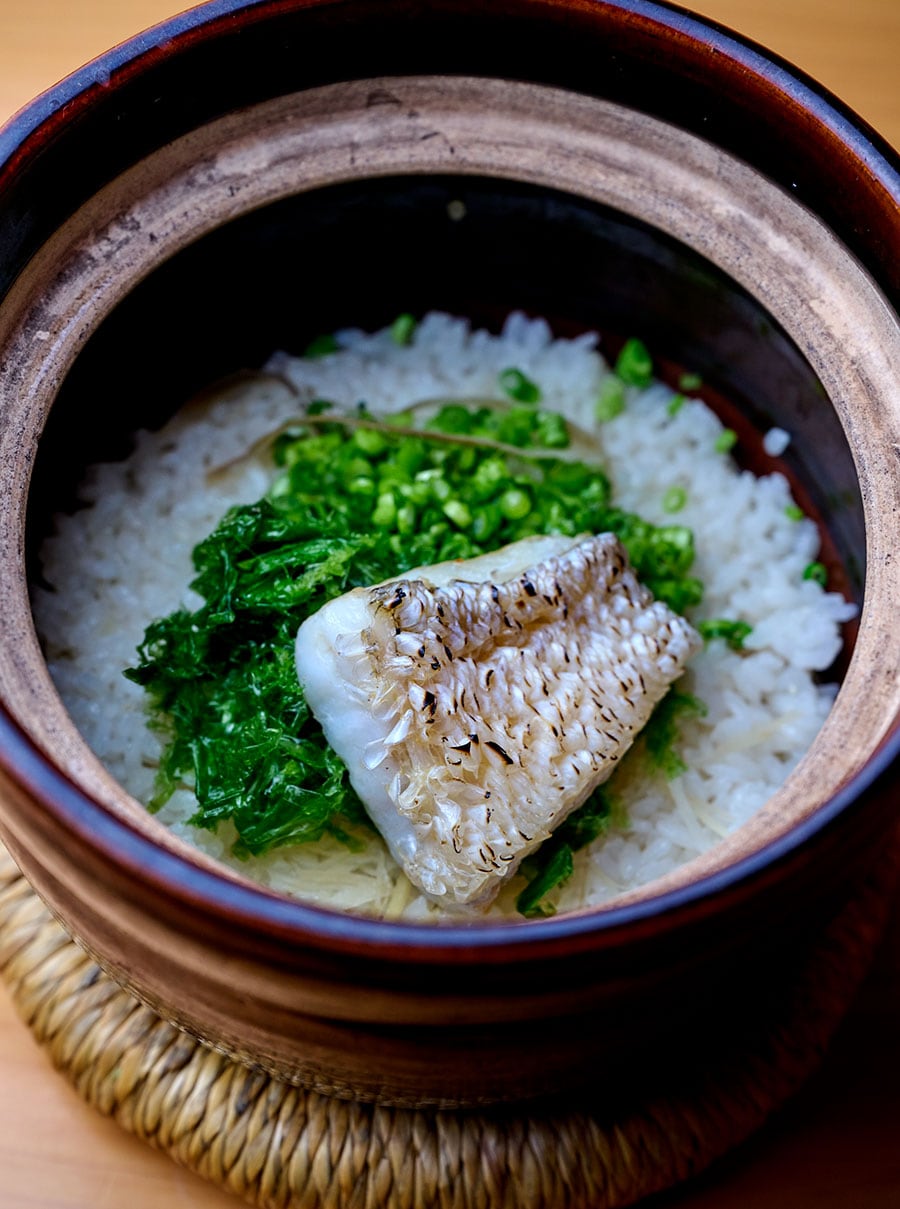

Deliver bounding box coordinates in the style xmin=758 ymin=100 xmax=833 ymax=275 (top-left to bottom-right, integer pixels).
xmin=615 ymin=338 xmax=653 ymax=387
xmin=499 ymin=487 xmax=531 ymax=520
xmin=714 ymin=428 xmax=738 ymax=453
xmin=515 ymin=788 xmax=614 ymax=917
xmin=390 ymin=313 xmax=417 ymax=346
xmin=498 ymin=367 xmax=542 ymax=404
xmin=678 ymin=371 xmax=703 ymax=392
xmin=803 ymin=561 xmax=828 ymax=586
xmin=662 ymin=485 xmax=687 ymax=514
xmin=443 ymin=499 xmax=472 ymax=528
xmin=642 ymin=690 xmax=708 ymax=779
xmin=697 ymin=618 xmax=753 ymax=650
xmin=303 ymin=334 xmax=338 ymax=358
xmin=533 ymin=409 xmax=570 ymax=448
xmin=352 ymin=427 xmax=388 ymax=456
xmin=595 ymin=376 xmax=625 ymax=422
xmin=516 ymin=844 xmax=574 ymax=918
xmin=667 ymin=393 xmax=686 ymax=417
xmin=555 ymin=789 xmax=616 ymax=851
xmin=126 ymin=510 xmax=379 ymax=852
xmin=598 ymin=515 xmax=701 ymax=613
xmin=494 ymin=404 xmax=541 ymax=445
xmin=785 ymin=504 xmax=805 ymax=521
xmin=372 ymin=492 xmax=397 ymax=527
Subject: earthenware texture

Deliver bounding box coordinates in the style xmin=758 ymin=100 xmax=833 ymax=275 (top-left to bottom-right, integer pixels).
xmin=0 ymin=0 xmax=898 ymax=1105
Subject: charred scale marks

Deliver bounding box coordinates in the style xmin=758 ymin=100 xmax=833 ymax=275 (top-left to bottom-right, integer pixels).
xmin=485 ymin=740 xmax=514 ymax=765
xmin=617 ymin=677 xmax=634 ymax=704
xmin=335 ymin=533 xmax=701 ymax=904
xmin=479 ymin=840 xmax=500 ymax=870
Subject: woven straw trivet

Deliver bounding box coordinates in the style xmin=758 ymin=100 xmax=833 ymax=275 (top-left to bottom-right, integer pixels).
xmin=0 ymin=840 xmax=895 ymax=1209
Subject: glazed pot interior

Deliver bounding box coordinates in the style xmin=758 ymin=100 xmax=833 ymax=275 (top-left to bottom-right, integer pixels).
xmin=3 ymin=75 xmax=900 ymax=920
xmin=31 ymin=172 xmax=865 ymax=595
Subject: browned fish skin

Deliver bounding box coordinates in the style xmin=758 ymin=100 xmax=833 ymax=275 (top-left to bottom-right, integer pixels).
xmin=348 ymin=533 xmax=701 ymax=906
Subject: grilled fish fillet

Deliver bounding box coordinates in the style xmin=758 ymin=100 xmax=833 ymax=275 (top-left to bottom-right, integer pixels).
xmin=295 ymin=533 xmax=701 ymax=909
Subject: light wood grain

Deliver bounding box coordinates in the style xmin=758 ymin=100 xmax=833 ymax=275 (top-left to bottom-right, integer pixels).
xmin=692 ymin=0 xmax=900 ymax=147
xmin=0 ymin=2 xmax=898 ymax=1207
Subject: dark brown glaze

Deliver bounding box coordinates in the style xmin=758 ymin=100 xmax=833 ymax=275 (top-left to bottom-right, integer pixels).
xmin=0 ymin=2 xmax=898 ymax=1105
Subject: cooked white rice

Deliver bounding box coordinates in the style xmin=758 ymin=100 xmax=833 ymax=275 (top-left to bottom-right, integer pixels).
xmin=33 ymin=312 xmax=856 ymax=920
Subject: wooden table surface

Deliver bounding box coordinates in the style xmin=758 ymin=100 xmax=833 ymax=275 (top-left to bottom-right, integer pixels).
xmin=0 ymin=2 xmax=898 ymax=1206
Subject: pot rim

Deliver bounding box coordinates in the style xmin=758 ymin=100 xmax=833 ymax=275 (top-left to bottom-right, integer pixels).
xmin=1 ymin=0 xmax=899 ymax=960
xmin=3 ymin=0 xmax=899 ymax=243
xmin=2 ymin=1 xmax=899 ymax=222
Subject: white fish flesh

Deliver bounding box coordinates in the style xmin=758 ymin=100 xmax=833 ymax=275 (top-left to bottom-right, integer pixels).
xmin=295 ymin=533 xmax=701 ymax=909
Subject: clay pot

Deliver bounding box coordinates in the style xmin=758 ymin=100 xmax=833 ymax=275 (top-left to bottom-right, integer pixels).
xmin=0 ymin=0 xmax=898 ymax=1106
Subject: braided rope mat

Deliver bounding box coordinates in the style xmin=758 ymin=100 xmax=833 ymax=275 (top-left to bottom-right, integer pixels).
xmin=0 ymin=841 xmax=894 ymax=1209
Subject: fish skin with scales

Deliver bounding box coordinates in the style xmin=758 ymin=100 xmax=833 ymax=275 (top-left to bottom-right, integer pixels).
xmin=295 ymin=532 xmax=701 ymax=910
